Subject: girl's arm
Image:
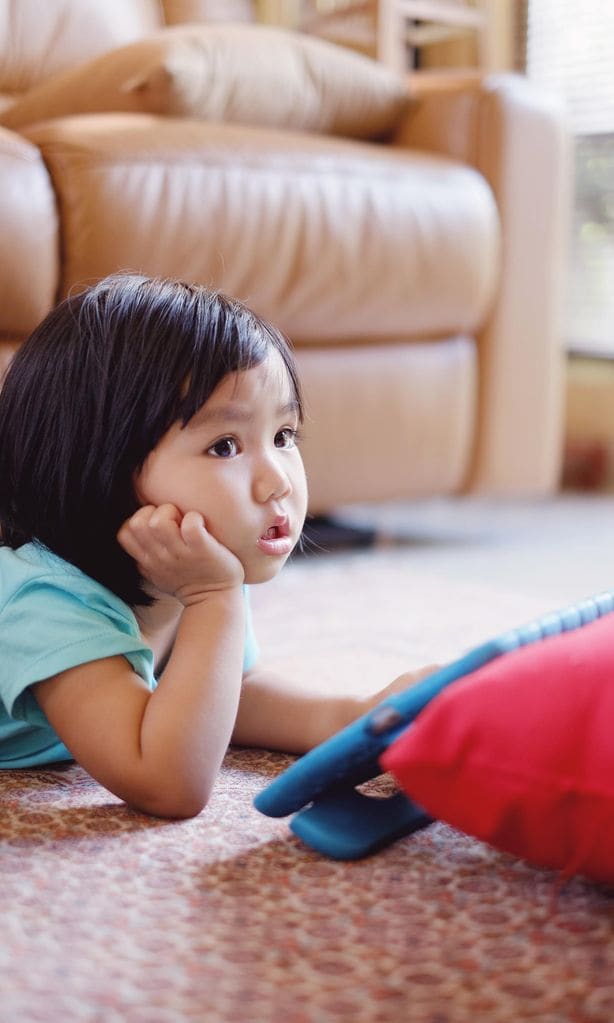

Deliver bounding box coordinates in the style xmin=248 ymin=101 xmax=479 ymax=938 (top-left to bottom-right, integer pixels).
xmin=232 ymin=665 xmax=439 ymax=754
xmin=34 ymin=504 xmax=246 ymax=819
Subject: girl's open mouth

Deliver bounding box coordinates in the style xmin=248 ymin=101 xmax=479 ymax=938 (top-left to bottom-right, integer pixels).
xmin=257 ymin=520 xmax=293 ymax=556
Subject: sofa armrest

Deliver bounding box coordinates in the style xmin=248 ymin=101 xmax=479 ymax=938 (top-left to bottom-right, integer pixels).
xmin=0 ymin=126 xmax=58 ymax=340
xmin=394 ymin=72 xmax=572 ymax=494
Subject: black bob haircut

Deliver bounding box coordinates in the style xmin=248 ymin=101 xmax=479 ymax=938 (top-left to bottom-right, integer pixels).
xmin=0 ymin=273 xmax=303 ymax=606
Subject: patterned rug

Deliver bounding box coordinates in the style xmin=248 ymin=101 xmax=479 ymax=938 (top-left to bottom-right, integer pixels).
xmin=3 ymin=496 xmax=614 ymax=1023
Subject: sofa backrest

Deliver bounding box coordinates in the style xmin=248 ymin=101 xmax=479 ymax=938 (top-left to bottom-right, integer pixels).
xmin=0 ymin=1 xmax=162 ymax=98
xmin=0 ymin=0 xmax=253 ymax=105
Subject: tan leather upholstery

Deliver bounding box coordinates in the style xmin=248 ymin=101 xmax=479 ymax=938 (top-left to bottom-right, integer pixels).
xmin=395 ymin=73 xmax=572 ymax=493
xmin=0 ymin=128 xmax=58 ymax=338
xmin=0 ymin=7 xmax=570 ymax=506
xmin=1 ymin=25 xmax=410 ymax=138
xmin=0 ymin=1 xmax=162 ymax=95
xmin=24 ymin=115 xmax=499 ymax=344
xmin=297 ymin=338 xmax=477 ymax=511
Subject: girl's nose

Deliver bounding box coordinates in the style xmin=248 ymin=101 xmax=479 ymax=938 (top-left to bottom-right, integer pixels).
xmin=253 ymin=452 xmax=292 ymax=504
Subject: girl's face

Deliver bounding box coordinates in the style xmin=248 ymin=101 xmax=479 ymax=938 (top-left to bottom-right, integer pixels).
xmin=135 ymin=349 xmax=308 ymax=584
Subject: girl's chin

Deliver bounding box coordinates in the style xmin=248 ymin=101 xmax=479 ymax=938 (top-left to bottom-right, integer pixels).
xmin=243 ymin=552 xmax=293 ymax=585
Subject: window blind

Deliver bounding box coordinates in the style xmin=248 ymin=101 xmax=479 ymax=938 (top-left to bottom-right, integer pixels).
xmin=526 ymin=1 xmax=614 ymax=355
xmin=526 ymin=1 xmax=614 ymax=136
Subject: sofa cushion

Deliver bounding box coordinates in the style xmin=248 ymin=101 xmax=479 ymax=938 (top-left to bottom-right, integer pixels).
xmin=23 ymin=113 xmax=500 ymax=344
xmin=0 ymin=0 xmax=161 ymax=96
xmin=0 ymin=127 xmax=58 ymax=338
xmin=297 ymin=339 xmax=477 ymax=509
xmin=1 ymin=24 xmax=410 ymax=140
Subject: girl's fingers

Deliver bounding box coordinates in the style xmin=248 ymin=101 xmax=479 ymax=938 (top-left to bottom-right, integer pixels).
xmin=117 ymin=504 xmax=243 ymax=597
xmin=148 ymin=503 xmax=183 ymax=530
xmin=116 ymin=506 xmax=155 ymax=558
xmin=118 ymin=505 xmax=211 ymax=575
xmin=180 ymin=510 xmax=207 ymax=546
xmin=145 ymin=504 xmax=183 ymax=548
xmin=121 ymin=505 xmax=182 ymax=551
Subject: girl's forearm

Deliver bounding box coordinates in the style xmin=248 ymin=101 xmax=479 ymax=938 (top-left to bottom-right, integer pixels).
xmin=136 ymin=586 xmax=246 ymax=815
xmin=231 ymin=667 xmax=358 ymax=754
xmin=33 ymin=586 xmax=246 ymax=819
xmin=231 ymin=665 xmax=439 ymax=756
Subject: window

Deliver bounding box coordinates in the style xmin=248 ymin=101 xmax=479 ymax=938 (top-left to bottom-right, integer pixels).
xmin=526 ymin=1 xmax=614 ymax=356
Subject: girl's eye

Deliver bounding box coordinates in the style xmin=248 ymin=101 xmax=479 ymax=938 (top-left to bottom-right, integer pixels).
xmin=275 ymin=428 xmax=298 ymax=449
xmin=207 ymin=437 xmax=239 ymax=458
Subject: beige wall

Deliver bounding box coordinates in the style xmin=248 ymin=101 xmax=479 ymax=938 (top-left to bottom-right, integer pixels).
xmin=256 ymin=1 xmax=301 ymax=25
xmin=565 ymin=358 xmax=614 ymax=490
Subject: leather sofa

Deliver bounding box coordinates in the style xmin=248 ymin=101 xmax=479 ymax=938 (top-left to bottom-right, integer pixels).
xmin=0 ymin=0 xmax=571 ymax=512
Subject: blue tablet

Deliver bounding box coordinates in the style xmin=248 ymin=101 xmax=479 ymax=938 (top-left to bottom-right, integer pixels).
xmin=254 ymin=591 xmax=614 ymax=859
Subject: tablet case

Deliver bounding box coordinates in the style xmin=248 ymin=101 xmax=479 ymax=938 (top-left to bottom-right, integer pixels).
xmin=254 ymin=591 xmax=614 ymax=859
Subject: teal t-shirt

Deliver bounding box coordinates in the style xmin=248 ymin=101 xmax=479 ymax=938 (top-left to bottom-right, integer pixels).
xmin=0 ymin=542 xmax=258 ymax=768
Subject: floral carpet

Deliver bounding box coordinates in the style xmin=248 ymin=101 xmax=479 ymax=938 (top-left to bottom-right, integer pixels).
xmin=3 ymin=496 xmax=614 ymax=1022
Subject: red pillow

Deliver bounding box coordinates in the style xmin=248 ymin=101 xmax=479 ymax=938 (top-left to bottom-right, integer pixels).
xmin=380 ymin=613 xmax=614 ymax=883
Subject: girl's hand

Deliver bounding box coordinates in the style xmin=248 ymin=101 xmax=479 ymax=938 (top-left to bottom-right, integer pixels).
xmin=117 ymin=503 xmax=244 ymax=604
xmin=361 ymin=665 xmax=442 ymax=714
xmin=232 ymin=664 xmax=444 ymax=754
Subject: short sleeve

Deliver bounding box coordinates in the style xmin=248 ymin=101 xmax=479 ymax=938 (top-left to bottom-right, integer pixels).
xmin=0 ymin=545 xmax=259 ymax=768
xmin=243 ymin=586 xmax=259 ymax=673
xmin=0 ymin=574 xmax=154 ymax=725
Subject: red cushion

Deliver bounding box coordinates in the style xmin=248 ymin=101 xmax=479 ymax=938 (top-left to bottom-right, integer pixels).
xmin=380 ymin=613 xmax=614 ymax=883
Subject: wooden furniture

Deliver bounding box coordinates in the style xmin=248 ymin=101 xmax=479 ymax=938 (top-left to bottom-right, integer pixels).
xmin=297 ymin=1 xmax=507 ymax=72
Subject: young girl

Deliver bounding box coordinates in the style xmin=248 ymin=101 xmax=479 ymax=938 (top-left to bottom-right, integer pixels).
xmin=0 ymin=274 xmax=418 ymax=819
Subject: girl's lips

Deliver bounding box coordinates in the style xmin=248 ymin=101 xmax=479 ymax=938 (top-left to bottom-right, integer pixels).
xmin=256 ymin=518 xmax=294 ymax=557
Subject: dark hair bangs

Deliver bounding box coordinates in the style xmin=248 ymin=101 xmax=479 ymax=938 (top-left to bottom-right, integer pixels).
xmin=177 ymin=301 xmax=303 ymax=429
